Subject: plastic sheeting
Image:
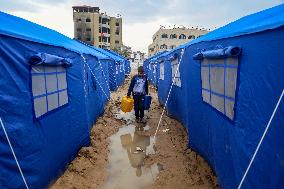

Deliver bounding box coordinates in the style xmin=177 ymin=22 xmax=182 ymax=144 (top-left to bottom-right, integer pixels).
xmin=145 ymin=4 xmax=284 ymax=189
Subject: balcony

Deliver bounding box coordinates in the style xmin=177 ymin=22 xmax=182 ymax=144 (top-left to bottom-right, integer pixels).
xmin=101 ymin=24 xmax=110 ymax=29
xmin=101 ymin=14 xmax=110 ymax=20
xmin=101 ymin=33 xmax=110 ymax=37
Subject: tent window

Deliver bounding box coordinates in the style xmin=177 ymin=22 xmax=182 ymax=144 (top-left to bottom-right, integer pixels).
xmin=120 ymin=64 xmax=123 ymax=72
xmin=201 ymin=57 xmax=239 ymax=120
xmin=31 ymin=65 xmax=68 ymax=118
xmin=160 ymin=62 xmax=164 ymax=80
xmin=171 ymin=58 xmax=181 ymax=87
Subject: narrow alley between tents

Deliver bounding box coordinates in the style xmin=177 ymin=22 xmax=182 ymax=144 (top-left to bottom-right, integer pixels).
xmin=50 ymin=72 xmax=219 ymax=189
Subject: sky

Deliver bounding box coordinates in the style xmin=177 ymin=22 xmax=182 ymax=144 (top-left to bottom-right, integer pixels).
xmin=1 ymin=0 xmax=283 ymax=53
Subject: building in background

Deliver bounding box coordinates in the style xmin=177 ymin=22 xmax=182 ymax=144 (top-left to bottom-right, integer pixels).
xmin=130 ymin=51 xmax=146 ymax=68
xmin=73 ymin=6 xmax=122 ymax=50
xmin=148 ymin=26 xmax=209 ymax=56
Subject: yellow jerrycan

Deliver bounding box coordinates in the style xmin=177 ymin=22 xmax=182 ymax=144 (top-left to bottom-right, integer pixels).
xmin=121 ymin=96 xmax=134 ymax=113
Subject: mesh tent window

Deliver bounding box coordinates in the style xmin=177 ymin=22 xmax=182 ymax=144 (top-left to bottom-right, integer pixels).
xmin=31 ymin=65 xmax=68 ymax=118
xmin=171 ymin=58 xmax=181 ymax=87
xmin=160 ymin=62 xmax=164 ymax=80
xmin=201 ymin=57 xmax=239 ymax=120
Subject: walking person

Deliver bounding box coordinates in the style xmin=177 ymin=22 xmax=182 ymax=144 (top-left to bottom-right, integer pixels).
xmin=127 ymin=66 xmax=149 ymax=123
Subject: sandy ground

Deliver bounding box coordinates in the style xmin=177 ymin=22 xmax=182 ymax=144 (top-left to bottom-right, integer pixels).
xmin=50 ymin=74 xmax=219 ymax=189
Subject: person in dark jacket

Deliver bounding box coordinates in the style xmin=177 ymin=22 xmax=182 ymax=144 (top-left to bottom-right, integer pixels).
xmin=127 ymin=66 xmax=149 ymax=123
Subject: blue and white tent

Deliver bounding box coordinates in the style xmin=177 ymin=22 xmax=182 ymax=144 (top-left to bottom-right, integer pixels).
xmin=104 ymin=49 xmax=130 ymax=75
xmin=144 ymin=51 xmax=167 ymax=87
xmin=149 ymin=4 xmax=284 ymax=189
xmin=0 ymin=11 xmax=110 ymax=188
xmin=94 ymin=48 xmax=126 ymax=91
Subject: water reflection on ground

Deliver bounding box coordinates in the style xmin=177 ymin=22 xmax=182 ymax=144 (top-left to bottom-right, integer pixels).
xmin=101 ymin=124 xmax=160 ymax=189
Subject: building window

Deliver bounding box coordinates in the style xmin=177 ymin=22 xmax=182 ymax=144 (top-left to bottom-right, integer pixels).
xmin=86 ymin=37 xmax=91 ymax=41
xmin=201 ymin=57 xmax=239 ymax=120
xmin=76 ymin=18 xmax=81 ymax=22
xmin=171 ymin=58 xmax=181 ymax=87
xmin=188 ymin=35 xmax=195 ymax=39
xmin=76 ymin=28 xmax=82 ymax=32
xmin=161 ymin=34 xmax=168 ymax=38
xmin=170 ymin=45 xmax=176 ymax=49
xmin=31 ymin=65 xmax=68 ymax=118
xmin=170 ymin=34 xmax=177 ymax=39
xmin=77 ymin=36 xmax=81 ymax=40
xmin=86 ymin=18 xmax=91 ymax=22
xmin=115 ymin=22 xmax=119 ymax=26
xmin=86 ymin=28 xmax=91 ymax=32
xmin=160 ymin=44 xmax=167 ymax=49
xmin=159 ymin=62 xmax=164 ymax=80
xmin=115 ymin=31 xmax=120 ymax=35
xmin=179 ymin=34 xmax=186 ymax=39
xmin=115 ymin=40 xmax=119 ymax=44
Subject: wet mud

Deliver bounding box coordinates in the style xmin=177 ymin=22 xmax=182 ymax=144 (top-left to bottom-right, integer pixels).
xmin=50 ymin=73 xmax=219 ymax=189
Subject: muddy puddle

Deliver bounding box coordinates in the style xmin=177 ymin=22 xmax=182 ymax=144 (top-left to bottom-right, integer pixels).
xmin=102 ymin=116 xmax=161 ymax=189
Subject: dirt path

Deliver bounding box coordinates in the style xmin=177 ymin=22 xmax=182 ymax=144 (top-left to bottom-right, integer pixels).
xmin=50 ymin=74 xmax=219 ymax=189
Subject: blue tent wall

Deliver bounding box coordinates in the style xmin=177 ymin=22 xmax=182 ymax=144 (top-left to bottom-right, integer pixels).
xmin=157 ymin=56 xmax=172 ymax=106
xmin=165 ymin=48 xmax=190 ymax=127
xmin=94 ymin=48 xmax=125 ymax=90
xmin=125 ymin=59 xmax=131 ymax=74
xmin=0 ymin=11 xmax=112 ymax=189
xmin=82 ymin=54 xmax=109 ymax=128
xmin=0 ymin=35 xmax=90 ymax=189
xmin=116 ymin=61 xmax=125 ymax=86
xmin=155 ymin=4 xmax=284 ymax=189
xmin=183 ymin=27 xmax=284 ymax=189
xmin=99 ymin=59 xmax=111 ymax=101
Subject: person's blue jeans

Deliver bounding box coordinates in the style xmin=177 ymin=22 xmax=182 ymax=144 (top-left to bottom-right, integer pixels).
xmin=133 ymin=95 xmax=145 ymax=119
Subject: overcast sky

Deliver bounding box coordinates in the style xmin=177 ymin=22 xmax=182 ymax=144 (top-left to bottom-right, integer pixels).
xmin=1 ymin=0 xmax=283 ymax=52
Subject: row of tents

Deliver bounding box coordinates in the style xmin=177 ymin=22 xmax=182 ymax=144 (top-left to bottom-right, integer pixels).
xmin=0 ymin=11 xmax=130 ymax=188
xmin=144 ymin=4 xmax=284 ymax=189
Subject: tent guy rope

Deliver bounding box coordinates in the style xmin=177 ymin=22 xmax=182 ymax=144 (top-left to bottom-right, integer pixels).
xmin=153 ymin=49 xmax=185 ymax=141
xmin=237 ymin=89 xmax=284 ymax=189
xmin=81 ymin=54 xmax=112 ymax=102
xmin=0 ymin=117 xmax=30 ymax=189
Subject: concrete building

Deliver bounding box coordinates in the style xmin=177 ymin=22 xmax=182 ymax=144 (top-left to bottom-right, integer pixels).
xmin=73 ymin=6 xmax=122 ymax=50
xmin=148 ymin=26 xmax=209 ymax=56
xmin=130 ymin=51 xmax=146 ymax=69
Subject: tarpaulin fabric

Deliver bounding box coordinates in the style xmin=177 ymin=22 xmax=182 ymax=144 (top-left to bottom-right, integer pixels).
xmin=125 ymin=60 xmax=131 ymax=74
xmin=81 ymin=54 xmax=109 ymax=129
xmin=93 ymin=47 xmax=126 ymax=91
xmin=144 ymin=51 xmax=168 ymax=88
xmin=146 ymin=4 xmax=284 ymax=189
xmin=0 ymin=12 xmax=111 ymax=189
xmin=0 ymin=35 xmax=90 ymax=189
xmin=29 ymin=52 xmax=73 ymax=67
xmin=192 ymin=46 xmax=242 ymax=60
